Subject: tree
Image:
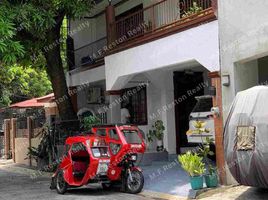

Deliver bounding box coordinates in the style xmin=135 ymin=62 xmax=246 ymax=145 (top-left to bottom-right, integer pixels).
xmin=0 ymin=65 xmax=52 ymax=107
xmin=0 ymin=0 xmax=95 ymax=120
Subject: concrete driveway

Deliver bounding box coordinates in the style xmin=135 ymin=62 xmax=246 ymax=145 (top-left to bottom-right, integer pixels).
xmin=1 ymin=160 xmax=268 ymax=200
xmin=0 ymin=166 xmax=154 ymax=200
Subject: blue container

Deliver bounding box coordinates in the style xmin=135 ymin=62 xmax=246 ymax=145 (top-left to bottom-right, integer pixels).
xmin=205 ymin=174 xmax=218 ymax=188
xmin=190 ymin=176 xmax=204 ymax=190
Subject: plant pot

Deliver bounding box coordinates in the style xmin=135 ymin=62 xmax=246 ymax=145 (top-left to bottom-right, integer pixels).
xmin=190 ymin=176 xmax=204 ymax=190
xmin=156 ymin=140 xmax=164 ymax=152
xmin=205 ymin=173 xmax=218 ymax=188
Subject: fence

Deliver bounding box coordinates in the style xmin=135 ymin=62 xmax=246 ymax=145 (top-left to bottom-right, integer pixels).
xmin=73 ymin=37 xmax=107 ymax=68
xmin=3 ymin=115 xmax=108 ymax=166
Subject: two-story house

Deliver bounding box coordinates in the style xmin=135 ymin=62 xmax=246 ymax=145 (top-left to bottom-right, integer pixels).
xmin=66 ymin=0 xmax=220 ymax=167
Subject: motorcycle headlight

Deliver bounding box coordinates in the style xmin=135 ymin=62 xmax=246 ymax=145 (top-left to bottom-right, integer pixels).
xmin=130 ymin=154 xmax=137 ymax=161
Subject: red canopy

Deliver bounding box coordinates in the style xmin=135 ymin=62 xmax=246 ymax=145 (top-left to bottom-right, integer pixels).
xmin=9 ymin=93 xmax=54 ymax=108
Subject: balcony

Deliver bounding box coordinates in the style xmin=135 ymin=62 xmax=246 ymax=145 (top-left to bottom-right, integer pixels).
xmin=70 ymin=0 xmax=217 ymax=73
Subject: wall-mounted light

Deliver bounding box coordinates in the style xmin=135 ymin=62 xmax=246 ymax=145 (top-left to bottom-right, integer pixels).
xmin=222 ymin=74 xmax=230 ymax=86
xmin=211 ymin=106 xmax=220 ymax=117
xmin=108 ymin=0 xmax=112 ymax=5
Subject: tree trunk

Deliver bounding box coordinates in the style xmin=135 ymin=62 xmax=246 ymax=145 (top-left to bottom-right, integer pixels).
xmin=43 ymin=25 xmax=77 ymax=121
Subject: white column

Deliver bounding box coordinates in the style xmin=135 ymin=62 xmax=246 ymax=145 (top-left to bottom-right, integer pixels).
xmin=160 ymin=72 xmax=177 ymax=155
xmin=107 ymin=95 xmax=121 ymax=124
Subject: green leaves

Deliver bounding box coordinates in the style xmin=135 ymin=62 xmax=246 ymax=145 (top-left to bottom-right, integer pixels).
xmin=0 ymin=0 xmax=95 ymax=66
xmin=0 ymin=65 xmax=52 ymax=107
xmin=82 ymin=115 xmax=101 ymax=131
xmin=178 ymin=151 xmax=205 ymax=177
xmin=148 ymin=120 xmax=165 ymax=141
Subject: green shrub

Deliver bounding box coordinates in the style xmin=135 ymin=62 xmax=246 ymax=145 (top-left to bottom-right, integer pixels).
xmin=178 ymin=151 xmax=205 ymax=177
xmin=83 ymin=115 xmax=101 ymax=131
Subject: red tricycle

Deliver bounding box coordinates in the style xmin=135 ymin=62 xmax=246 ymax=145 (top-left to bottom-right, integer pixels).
xmin=50 ymin=124 xmax=146 ymax=194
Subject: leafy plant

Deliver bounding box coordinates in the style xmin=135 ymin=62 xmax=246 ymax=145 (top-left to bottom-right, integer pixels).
xmin=182 ymin=1 xmax=203 ymax=18
xmin=83 ymin=115 xmax=101 ymax=131
xmin=26 ymin=147 xmax=39 ymax=163
xmin=147 ymin=120 xmax=165 ymax=142
xmin=187 ymin=120 xmax=216 ymax=174
xmin=208 ymin=165 xmax=217 ymax=175
xmin=187 ymin=120 xmax=210 ymax=135
xmin=26 ymin=124 xmax=56 ymax=166
xmin=198 ymin=137 xmax=214 ymax=158
xmin=178 ymin=151 xmax=205 ymax=177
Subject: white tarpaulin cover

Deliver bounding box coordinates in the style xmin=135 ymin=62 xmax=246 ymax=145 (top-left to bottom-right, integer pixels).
xmin=224 ymin=86 xmax=268 ymax=188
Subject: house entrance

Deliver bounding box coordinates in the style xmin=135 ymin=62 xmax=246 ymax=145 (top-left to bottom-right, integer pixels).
xmin=173 ymin=71 xmax=204 ymax=154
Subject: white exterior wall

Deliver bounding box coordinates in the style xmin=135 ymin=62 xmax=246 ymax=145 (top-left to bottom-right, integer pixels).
xmin=105 ymin=21 xmax=219 ymax=90
xmin=219 ymin=0 xmax=268 ymax=118
xmin=135 ymin=71 xmax=177 ymax=154
xmin=219 ymin=0 xmax=268 ymax=185
xmin=66 ymin=65 xmax=105 ymax=87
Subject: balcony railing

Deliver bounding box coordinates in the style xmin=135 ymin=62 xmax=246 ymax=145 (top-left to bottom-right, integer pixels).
xmin=113 ymin=0 xmax=213 ymax=50
xmin=73 ymin=37 xmax=107 ymax=69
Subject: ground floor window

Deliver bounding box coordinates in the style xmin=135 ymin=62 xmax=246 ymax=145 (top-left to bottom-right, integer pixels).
xmin=121 ymin=86 xmax=147 ymax=125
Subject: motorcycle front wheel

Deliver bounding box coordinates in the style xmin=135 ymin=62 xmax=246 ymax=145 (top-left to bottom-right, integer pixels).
xmin=126 ymin=169 xmax=144 ymax=194
xmin=56 ymin=170 xmax=68 ymax=194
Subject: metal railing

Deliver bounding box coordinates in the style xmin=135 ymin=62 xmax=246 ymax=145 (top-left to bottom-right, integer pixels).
xmin=73 ymin=37 xmax=107 ymax=68
xmin=115 ymin=0 xmax=212 ymax=41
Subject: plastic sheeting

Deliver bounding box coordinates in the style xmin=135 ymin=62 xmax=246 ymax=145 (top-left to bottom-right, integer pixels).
xmin=224 ymin=86 xmax=268 ymax=188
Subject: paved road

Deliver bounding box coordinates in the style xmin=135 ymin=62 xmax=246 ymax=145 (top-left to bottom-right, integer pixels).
xmin=0 ymin=168 xmax=155 ymax=200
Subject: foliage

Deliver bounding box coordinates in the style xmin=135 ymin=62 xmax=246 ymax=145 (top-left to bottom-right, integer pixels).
xmin=186 ymin=120 xmax=216 ymax=174
xmin=178 ymin=151 xmax=205 ymax=177
xmin=198 ymin=136 xmax=215 ymax=174
xmin=0 ymin=65 xmax=52 ymax=107
xmin=208 ymin=165 xmax=217 ymax=175
xmin=0 ymin=1 xmax=95 ymax=65
xmin=83 ymin=115 xmax=101 ymax=131
xmin=0 ymin=4 xmax=25 ymax=64
xmin=26 ymin=147 xmax=39 ymax=163
xmin=198 ymin=137 xmax=214 ymax=159
xmin=186 ymin=120 xmax=210 ymax=135
xmin=26 ymin=124 xmax=56 ymax=166
xmin=0 ymin=0 xmax=95 ymax=120
xmin=182 ymin=1 xmax=203 ymax=18
xmin=147 ymin=120 xmax=165 ymax=142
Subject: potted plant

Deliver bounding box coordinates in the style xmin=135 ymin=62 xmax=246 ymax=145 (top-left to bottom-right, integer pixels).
xmin=199 ymin=137 xmax=218 ymax=188
xmin=182 ymin=1 xmax=203 ymax=18
xmin=205 ymin=165 xmax=218 ymax=188
xmin=178 ymin=151 xmax=205 ymax=190
xmin=187 ymin=121 xmax=219 ymax=188
xmin=148 ymin=120 xmax=165 ymax=151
